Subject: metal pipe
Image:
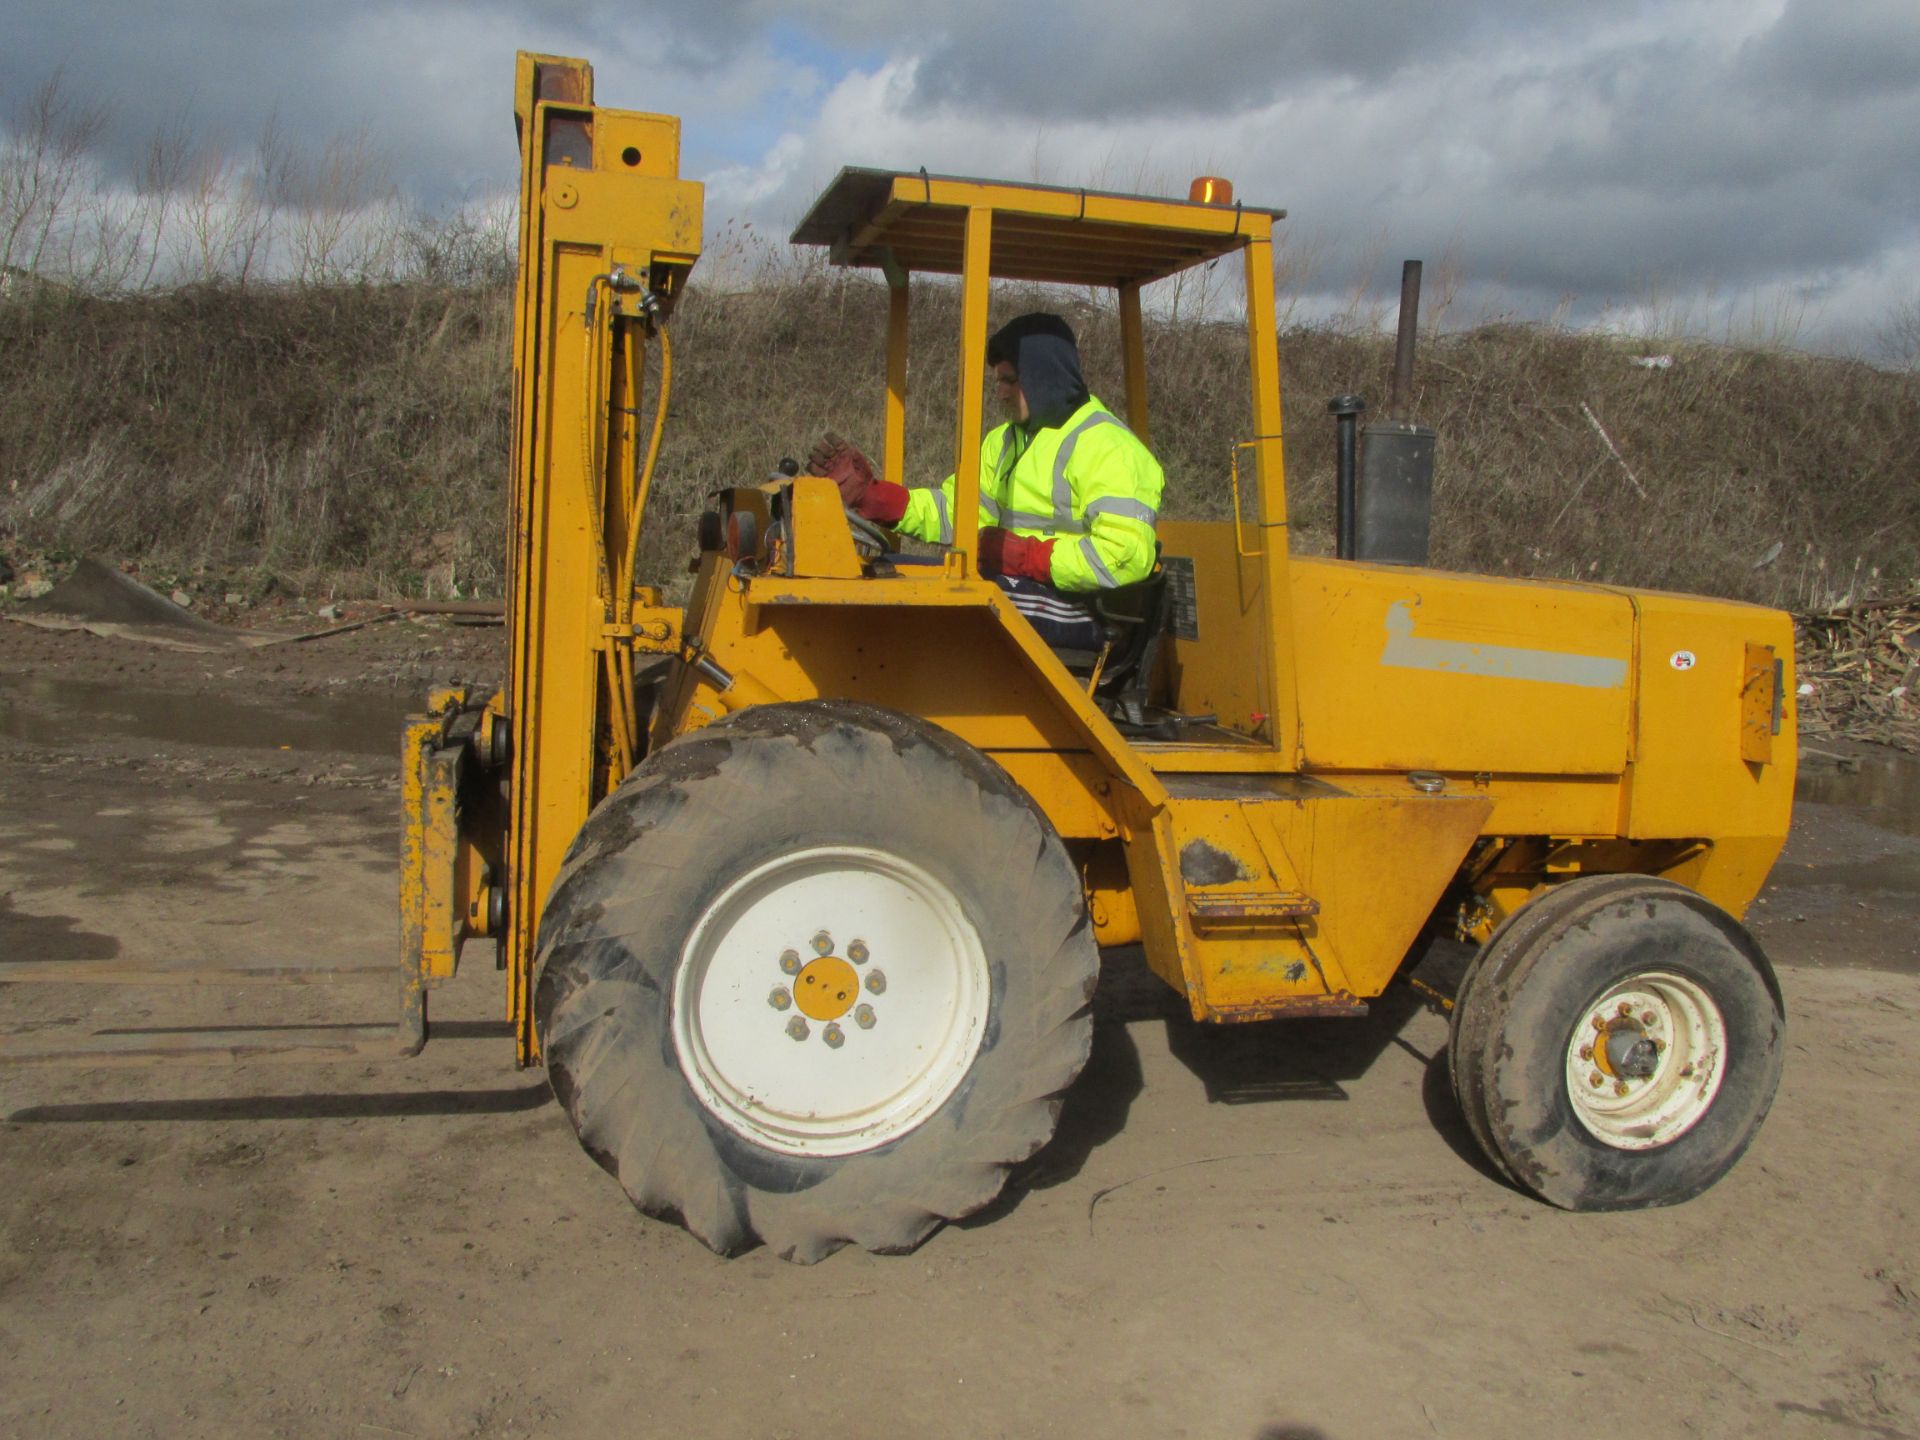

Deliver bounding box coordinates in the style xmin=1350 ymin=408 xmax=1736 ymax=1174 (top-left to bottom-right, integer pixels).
xmin=1328 ymin=394 xmax=1366 ymax=560
xmin=687 ymin=650 xmax=734 ymax=691
xmin=1389 ymin=260 xmax=1423 ymax=419
xmin=682 ymin=646 xmax=781 ymax=711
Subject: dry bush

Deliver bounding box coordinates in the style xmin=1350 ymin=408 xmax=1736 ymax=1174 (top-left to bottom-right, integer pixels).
xmin=0 ymin=283 xmax=510 ymax=595
xmin=1 ymin=272 xmax=1915 ymax=609
xmin=0 ymin=72 xmax=515 ymax=297
xmin=1398 ymin=327 xmax=1920 ymax=605
xmin=1881 ymin=291 xmax=1920 ymax=373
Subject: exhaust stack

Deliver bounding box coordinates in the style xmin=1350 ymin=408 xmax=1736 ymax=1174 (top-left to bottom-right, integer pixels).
xmin=1333 ymin=259 xmax=1437 ymax=565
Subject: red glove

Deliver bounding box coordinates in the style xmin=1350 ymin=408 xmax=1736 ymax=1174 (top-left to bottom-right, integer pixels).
xmin=858 ymin=481 xmax=909 ymax=525
xmin=806 ymin=431 xmax=908 ymax=525
xmin=806 ymin=432 xmax=877 ymax=508
xmin=977 ymin=526 xmax=1056 ymax=582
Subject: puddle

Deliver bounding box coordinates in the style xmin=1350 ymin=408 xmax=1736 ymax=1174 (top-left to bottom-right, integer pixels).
xmin=1796 ymin=748 xmax=1920 ymax=838
xmin=0 ymin=675 xmax=417 ymax=758
xmin=1767 ymin=847 xmax=1920 ymax=897
xmin=1775 ymin=747 xmax=1920 ymax=977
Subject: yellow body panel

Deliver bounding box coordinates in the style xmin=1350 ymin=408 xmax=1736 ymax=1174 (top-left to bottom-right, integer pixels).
xmin=665 ymin=572 xmax=1166 ymax=812
xmin=1124 ymin=780 xmax=1494 ymax=1018
xmin=1624 ymin=595 xmax=1796 ymax=911
xmin=1156 ymin=520 xmax=1274 ymax=735
xmin=1290 ymin=555 xmax=1634 ymax=775
xmin=785 ymin=477 xmax=866 ymax=578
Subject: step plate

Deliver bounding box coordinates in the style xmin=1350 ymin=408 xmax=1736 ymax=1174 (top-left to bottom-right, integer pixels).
xmin=1188 ymin=891 xmax=1321 ymax=932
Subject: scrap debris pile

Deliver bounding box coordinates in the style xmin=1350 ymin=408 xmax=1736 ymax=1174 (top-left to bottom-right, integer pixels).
xmin=1795 ymin=594 xmax=1920 ymax=752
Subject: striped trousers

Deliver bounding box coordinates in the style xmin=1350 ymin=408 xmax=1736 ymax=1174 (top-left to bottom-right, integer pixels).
xmin=991 ymin=574 xmax=1106 ymax=649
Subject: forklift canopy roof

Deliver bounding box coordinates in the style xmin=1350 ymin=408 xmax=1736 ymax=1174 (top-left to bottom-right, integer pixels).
xmin=790 ymin=168 xmax=1286 ymax=290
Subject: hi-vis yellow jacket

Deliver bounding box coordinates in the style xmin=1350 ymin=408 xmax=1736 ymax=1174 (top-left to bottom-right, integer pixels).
xmin=896 ymin=396 xmax=1164 ymax=592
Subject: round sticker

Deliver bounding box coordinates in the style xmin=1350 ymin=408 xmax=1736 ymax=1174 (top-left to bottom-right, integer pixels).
xmin=1669 ymin=650 xmax=1697 ymax=671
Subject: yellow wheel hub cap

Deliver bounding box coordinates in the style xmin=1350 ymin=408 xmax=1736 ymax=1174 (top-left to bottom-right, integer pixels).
xmin=794 ymin=956 xmax=860 ymax=1021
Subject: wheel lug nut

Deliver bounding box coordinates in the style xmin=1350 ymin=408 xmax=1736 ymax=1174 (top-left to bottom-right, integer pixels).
xmin=1616 ymin=1002 xmax=1633 ymax=1018
xmin=1578 ymin=1045 xmax=1593 ymax=1061
xmin=785 ymin=1016 xmax=809 ymax=1042
xmin=823 ymin=1024 xmax=844 ymax=1049
xmin=779 ymin=949 xmax=801 ymax=975
xmin=811 ymin=931 xmax=834 ymax=956
xmin=848 ymin=940 xmax=869 ymax=964
xmin=1589 ymin=1072 xmax=1606 ymax=1089
xmin=768 ymin=987 xmax=792 ymax=1011
xmin=864 ymin=969 xmax=887 ymax=995
xmin=1591 ymin=1015 xmax=1607 ymax=1031
xmin=854 ymin=1004 xmax=876 ymax=1030
xmin=1640 ymin=1010 xmax=1657 ymax=1026
xmin=1614 ymin=1080 xmax=1630 ymax=1096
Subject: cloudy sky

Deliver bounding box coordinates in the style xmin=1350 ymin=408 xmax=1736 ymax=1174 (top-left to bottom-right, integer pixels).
xmin=5 ymin=0 xmax=1918 ymax=351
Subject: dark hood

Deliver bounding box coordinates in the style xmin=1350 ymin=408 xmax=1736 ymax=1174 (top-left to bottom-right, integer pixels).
xmin=986 ymin=312 xmax=1089 ymax=430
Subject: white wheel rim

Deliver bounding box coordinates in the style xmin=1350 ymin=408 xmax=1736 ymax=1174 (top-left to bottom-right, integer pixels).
xmin=671 ymin=845 xmax=989 ymax=1158
xmin=1564 ymin=970 xmax=1728 ymax=1150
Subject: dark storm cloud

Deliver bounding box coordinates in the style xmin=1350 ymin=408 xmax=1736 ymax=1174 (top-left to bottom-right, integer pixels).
xmin=1466 ymin=13 xmax=1920 ymax=295
xmin=903 ymin=0 xmax=1584 ymax=118
xmin=3 ymin=0 xmax=1917 ymax=344
xmin=1735 ymin=0 xmax=1920 ymax=101
xmin=0 ymin=0 xmax=524 ymax=200
xmin=0 ymin=0 xmax=846 ymax=202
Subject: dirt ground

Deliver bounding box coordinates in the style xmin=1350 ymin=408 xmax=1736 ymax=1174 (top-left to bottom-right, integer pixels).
xmin=2 ymin=614 xmax=1917 ymax=1440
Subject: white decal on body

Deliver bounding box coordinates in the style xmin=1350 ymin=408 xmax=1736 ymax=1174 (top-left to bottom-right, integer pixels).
xmin=1381 ymin=600 xmax=1629 ymax=689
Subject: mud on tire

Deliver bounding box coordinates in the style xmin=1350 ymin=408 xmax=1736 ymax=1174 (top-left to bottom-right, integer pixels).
xmin=1449 ymin=875 xmax=1784 ymax=1211
xmin=533 ymin=701 xmax=1098 ymax=1261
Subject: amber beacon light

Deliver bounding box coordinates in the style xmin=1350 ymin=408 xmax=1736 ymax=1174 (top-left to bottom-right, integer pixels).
xmin=1188 ymin=175 xmax=1234 ymax=206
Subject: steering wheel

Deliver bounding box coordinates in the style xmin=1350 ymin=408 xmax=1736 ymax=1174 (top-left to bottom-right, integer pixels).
xmin=844 ymin=508 xmax=894 ymax=560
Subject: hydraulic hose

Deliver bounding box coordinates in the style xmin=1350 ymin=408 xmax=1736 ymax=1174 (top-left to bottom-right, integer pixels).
xmin=579 ymin=276 xmax=616 ymax=604
xmin=610 ymin=314 xmax=679 ymax=771
xmin=578 ymin=273 xmax=671 ymax=777
xmin=619 ymin=319 xmax=672 ymax=603
xmin=613 ymin=320 xmax=671 ymax=768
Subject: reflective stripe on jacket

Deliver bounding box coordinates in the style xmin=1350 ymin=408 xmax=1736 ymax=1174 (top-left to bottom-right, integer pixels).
xmin=895 ymin=396 xmax=1163 ymax=591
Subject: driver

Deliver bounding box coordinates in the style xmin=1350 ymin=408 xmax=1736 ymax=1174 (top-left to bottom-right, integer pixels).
xmin=808 ymin=312 xmax=1163 ymax=648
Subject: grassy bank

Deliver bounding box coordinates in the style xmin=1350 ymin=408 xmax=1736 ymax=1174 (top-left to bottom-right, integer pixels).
xmin=0 ymin=276 xmax=1914 ymax=609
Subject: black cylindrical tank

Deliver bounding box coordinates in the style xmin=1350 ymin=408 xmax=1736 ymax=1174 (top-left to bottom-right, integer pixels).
xmin=1356 ymin=421 xmax=1435 ymax=565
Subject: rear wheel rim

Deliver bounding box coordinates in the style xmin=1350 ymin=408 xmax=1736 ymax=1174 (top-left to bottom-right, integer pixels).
xmin=1563 ymin=969 xmax=1728 ymax=1151
xmin=672 ymin=844 xmax=989 ymax=1158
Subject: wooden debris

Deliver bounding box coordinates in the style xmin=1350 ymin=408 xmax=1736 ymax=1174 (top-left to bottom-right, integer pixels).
xmin=1793 ymin=593 xmax=1919 ymax=753
xmin=1580 ymin=402 xmax=1648 ymax=499
xmin=380 ymin=599 xmax=504 ymax=617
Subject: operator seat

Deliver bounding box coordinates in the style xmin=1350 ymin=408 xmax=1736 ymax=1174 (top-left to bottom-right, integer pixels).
xmin=1053 ymin=558 xmax=1173 ymax=731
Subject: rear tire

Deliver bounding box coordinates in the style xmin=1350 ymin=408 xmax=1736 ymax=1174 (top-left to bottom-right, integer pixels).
xmin=1447 ymin=876 xmax=1650 ymax=1184
xmin=1446 ymin=938 xmax=1509 ymax=1183
xmin=1449 ymin=875 xmax=1784 ymax=1210
xmin=534 ymin=701 xmax=1098 ymax=1261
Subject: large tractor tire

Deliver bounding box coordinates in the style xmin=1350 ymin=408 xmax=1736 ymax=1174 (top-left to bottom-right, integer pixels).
xmin=533 ymin=701 xmax=1098 ymax=1262
xmin=1449 ymin=875 xmax=1784 ymax=1210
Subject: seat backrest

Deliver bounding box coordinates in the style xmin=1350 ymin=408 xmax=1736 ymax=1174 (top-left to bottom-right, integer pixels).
xmin=1090 ymin=559 xmax=1170 ymax=709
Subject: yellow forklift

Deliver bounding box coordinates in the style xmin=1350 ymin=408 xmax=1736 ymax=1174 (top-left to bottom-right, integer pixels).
xmin=2 ymin=52 xmax=1791 ymax=1265
xmin=383 ymin=52 xmax=1796 ymax=1260
xmin=0 ymin=48 xmax=1797 ymax=1259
